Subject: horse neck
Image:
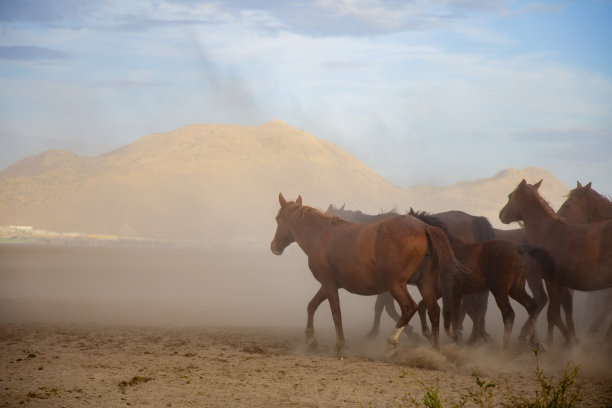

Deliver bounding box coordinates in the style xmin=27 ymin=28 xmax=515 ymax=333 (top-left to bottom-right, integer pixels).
xmin=290 ymin=209 xmax=340 ymax=254
xmin=586 ymin=196 xmax=612 ymax=222
xmin=520 ymin=193 xmax=561 ymax=243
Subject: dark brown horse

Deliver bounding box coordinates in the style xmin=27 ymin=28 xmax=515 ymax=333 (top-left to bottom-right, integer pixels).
xmin=493 ymin=227 xmax=574 ymax=344
xmin=500 ymin=179 xmax=612 ymax=343
xmin=271 ymin=194 xmax=467 ymax=353
xmin=412 ymin=210 xmax=555 ymax=349
xmin=558 ymin=181 xmax=612 ymax=337
xmin=326 ymin=204 xmax=494 ymax=343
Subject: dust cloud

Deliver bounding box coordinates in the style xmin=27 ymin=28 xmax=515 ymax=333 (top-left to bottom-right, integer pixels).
xmin=1 ymin=242 xmax=610 ymax=382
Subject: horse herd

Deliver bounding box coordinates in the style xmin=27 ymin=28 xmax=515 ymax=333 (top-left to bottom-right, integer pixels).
xmin=270 ymin=179 xmax=612 ymax=356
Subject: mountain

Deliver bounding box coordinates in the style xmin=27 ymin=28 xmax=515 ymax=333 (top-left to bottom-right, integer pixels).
xmin=404 ymin=167 xmax=570 ymax=227
xmin=0 ymin=121 xmax=570 ymax=244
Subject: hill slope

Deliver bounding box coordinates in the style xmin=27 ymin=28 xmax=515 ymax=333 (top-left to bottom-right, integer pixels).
xmin=0 ymin=121 xmax=570 ymax=244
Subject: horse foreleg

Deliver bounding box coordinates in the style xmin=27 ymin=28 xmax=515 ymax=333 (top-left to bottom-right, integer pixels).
xmin=543 ymin=280 xmax=573 ymax=346
xmin=560 ymin=287 xmax=577 ymax=342
xmin=325 ymin=286 xmax=345 ymax=355
xmin=520 ymin=268 xmax=547 ymax=342
xmin=306 ymin=286 xmax=327 ymax=351
xmin=588 ymin=289 xmax=612 ymax=335
xmin=366 ymin=294 xmax=387 ymax=338
xmin=509 ymin=286 xmax=540 ymax=348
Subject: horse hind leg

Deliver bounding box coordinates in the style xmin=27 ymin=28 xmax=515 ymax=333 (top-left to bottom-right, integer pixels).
xmin=366 ymin=293 xmax=390 ymax=338
xmin=417 ymin=300 xmax=433 ymax=341
xmin=466 ymin=292 xmax=492 ymax=344
xmin=560 ymin=287 xmax=577 ymax=342
xmin=385 ymin=284 xmax=419 ymax=357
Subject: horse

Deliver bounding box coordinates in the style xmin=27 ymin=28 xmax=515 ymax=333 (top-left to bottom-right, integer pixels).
xmin=558 ymin=181 xmax=612 ymax=223
xmin=271 ymin=193 xmax=468 ymax=354
xmin=493 ymin=226 xmax=574 ymax=344
xmin=326 ymin=204 xmax=494 ymax=343
xmin=411 ymin=210 xmax=554 ymax=349
xmin=499 ymin=179 xmax=612 ymax=343
xmin=557 ymin=181 xmax=612 ymax=337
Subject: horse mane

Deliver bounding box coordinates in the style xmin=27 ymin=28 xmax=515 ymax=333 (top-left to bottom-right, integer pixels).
xmin=290 ymin=205 xmax=346 ymax=225
xmin=408 ymin=208 xmax=449 ymax=236
xmin=527 ymin=184 xmax=559 ymax=219
xmin=566 ymin=185 xmax=612 ymax=204
xmin=327 ymin=204 xmax=399 ymax=222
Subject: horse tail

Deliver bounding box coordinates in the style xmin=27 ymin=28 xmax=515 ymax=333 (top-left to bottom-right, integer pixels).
xmin=424 ymin=225 xmax=470 ymax=336
xmin=472 ymin=216 xmax=495 ymax=242
xmin=519 ymin=245 xmax=556 ymax=281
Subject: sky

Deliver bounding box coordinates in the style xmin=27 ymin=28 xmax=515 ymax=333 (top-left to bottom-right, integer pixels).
xmin=1 ymin=0 xmax=611 ymax=196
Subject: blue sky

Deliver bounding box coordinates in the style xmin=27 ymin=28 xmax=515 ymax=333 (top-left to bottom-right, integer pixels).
xmin=1 ymin=0 xmax=611 ymax=196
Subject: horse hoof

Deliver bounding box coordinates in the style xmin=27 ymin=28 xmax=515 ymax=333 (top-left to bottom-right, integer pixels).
xmin=365 ymin=331 xmax=379 ymax=339
xmin=306 ymin=338 xmax=318 ymax=352
xmin=384 ymin=346 xmax=397 ymax=360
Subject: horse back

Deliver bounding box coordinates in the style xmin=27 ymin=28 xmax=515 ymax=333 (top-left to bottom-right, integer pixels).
xmin=312 ymin=215 xmax=429 ymax=294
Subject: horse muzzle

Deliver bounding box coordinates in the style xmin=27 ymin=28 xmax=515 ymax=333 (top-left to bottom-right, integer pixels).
xmin=270 ymin=241 xmax=284 ymax=255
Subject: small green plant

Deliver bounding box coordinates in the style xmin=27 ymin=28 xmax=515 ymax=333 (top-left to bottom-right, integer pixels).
xmin=390 ymin=350 xmax=580 ymax=408
xmin=510 ymin=350 xmax=580 ymax=408
xmin=400 ymin=368 xmax=446 ymax=408
xmin=457 ymin=373 xmax=496 ymax=408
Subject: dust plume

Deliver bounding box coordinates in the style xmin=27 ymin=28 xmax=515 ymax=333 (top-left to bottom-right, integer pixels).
xmin=2 ymin=243 xmax=610 ymax=382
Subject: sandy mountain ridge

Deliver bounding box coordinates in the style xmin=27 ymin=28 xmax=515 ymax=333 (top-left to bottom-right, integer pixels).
xmin=0 ymin=120 xmax=570 ymax=245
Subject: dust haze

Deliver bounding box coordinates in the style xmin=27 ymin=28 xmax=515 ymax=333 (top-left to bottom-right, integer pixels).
xmin=1 ymin=241 xmax=610 ymax=381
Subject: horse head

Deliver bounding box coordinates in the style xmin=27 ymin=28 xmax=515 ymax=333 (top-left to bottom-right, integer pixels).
xmin=557 ymin=181 xmax=592 ymax=223
xmin=271 ymin=192 xmax=302 ymax=255
xmin=499 ymin=179 xmax=542 ymax=224
xmin=558 ymin=181 xmax=612 ymax=223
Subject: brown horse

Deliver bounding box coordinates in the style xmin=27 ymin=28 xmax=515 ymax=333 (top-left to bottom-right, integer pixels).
xmin=558 ymin=181 xmax=612 ymax=337
xmin=271 ymin=194 xmax=467 ymax=353
xmin=326 ymin=204 xmax=494 ymax=343
xmin=411 ymin=210 xmax=553 ymax=349
xmin=558 ymin=181 xmax=612 ymax=223
xmin=493 ymin=227 xmax=574 ymax=344
xmin=499 ymin=179 xmax=612 ymax=343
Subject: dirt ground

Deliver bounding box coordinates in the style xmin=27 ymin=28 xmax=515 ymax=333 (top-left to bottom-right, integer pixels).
xmin=0 ymin=323 xmax=611 ymax=408
xmin=0 ymin=245 xmax=611 ymax=407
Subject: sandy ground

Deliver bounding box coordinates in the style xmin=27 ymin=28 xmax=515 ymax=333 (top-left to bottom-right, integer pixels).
xmin=0 ymin=245 xmax=611 ymax=407
xmin=1 ymin=324 xmax=611 ymax=408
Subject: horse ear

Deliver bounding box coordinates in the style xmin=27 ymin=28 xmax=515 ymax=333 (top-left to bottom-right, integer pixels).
xmin=519 ymin=179 xmax=527 ymax=188
xmin=296 ymin=195 xmax=302 ymax=206
xmin=585 ymin=181 xmax=592 ymax=189
xmin=533 ymin=179 xmax=543 ymax=190
xmin=577 ymin=181 xmax=583 ymax=188
xmin=279 ymin=193 xmax=287 ymax=207
xmin=340 ymin=203 xmax=345 ymax=210
xmin=326 ymin=204 xmax=333 ymax=212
